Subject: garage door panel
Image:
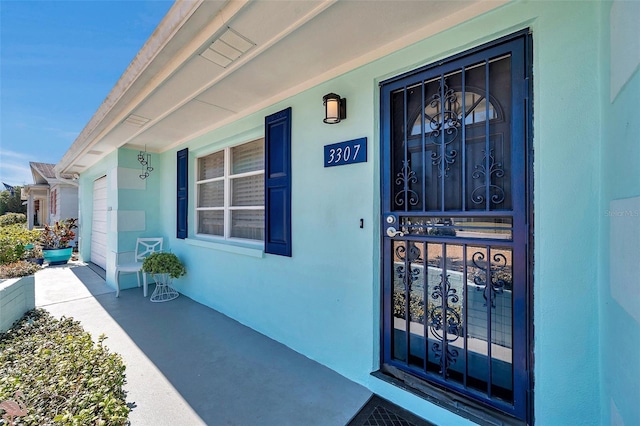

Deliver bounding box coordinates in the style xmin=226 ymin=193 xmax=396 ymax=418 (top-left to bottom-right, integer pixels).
xmin=92 ymin=219 xmax=107 ymax=234
xmin=91 ymin=176 xmax=107 ymax=270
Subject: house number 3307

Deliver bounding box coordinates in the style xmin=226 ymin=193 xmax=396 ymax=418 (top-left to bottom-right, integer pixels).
xmin=323 ymin=137 xmax=367 ymax=167
xmin=327 ymin=144 xmax=360 ymax=164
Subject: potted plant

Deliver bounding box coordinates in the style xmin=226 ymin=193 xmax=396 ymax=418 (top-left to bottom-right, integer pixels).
xmin=141 ymin=252 xmax=186 ymax=302
xmin=40 ymin=218 xmax=77 ymax=265
xmin=24 ymin=243 xmax=44 ymax=265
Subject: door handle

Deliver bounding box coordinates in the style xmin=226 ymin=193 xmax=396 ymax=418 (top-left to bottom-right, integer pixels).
xmin=386 ymin=226 xmax=405 ymax=237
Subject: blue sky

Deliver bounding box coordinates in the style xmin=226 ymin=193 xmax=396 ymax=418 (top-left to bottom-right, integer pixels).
xmin=0 ymin=0 xmax=173 ymax=186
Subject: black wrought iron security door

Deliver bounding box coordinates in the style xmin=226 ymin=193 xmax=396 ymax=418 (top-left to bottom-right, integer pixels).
xmin=381 ymin=34 xmax=531 ymax=421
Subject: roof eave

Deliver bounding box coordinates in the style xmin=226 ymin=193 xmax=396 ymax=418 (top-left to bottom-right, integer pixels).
xmin=56 ymin=0 xmax=219 ymax=175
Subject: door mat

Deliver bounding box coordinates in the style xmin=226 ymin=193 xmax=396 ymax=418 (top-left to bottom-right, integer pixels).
xmin=347 ymin=394 xmax=436 ymax=426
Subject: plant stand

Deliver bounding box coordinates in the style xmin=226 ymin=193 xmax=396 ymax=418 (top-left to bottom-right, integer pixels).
xmin=149 ymin=273 xmax=179 ymax=302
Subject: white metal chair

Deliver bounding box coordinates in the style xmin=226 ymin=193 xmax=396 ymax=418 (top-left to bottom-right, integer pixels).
xmin=115 ymin=237 xmax=163 ymax=297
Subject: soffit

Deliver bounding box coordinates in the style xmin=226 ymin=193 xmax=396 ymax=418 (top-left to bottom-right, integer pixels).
xmin=60 ymin=0 xmax=503 ymax=174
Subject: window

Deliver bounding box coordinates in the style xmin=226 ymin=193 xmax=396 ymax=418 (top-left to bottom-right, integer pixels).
xmin=178 ymin=107 xmax=291 ymax=253
xmin=196 ymin=138 xmax=265 ymax=242
xmin=410 ymin=88 xmax=500 ymax=136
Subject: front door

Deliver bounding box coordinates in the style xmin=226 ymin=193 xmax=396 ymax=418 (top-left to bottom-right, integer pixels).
xmin=380 ymin=33 xmax=531 ymax=422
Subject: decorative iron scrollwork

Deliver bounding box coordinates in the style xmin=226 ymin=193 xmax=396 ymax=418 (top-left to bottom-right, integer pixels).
xmin=427 ymin=81 xmax=460 ymax=178
xmin=394 ymin=160 xmax=419 ymax=207
xmin=471 ymin=149 xmax=505 ymax=205
xmin=395 ymin=243 xmax=421 ymax=263
xmin=472 ymin=251 xmax=507 ymax=307
xmin=395 ymin=264 xmax=420 ymax=289
xmin=395 ymin=244 xmax=421 ymax=295
xmin=429 ymin=272 xmax=461 ymax=376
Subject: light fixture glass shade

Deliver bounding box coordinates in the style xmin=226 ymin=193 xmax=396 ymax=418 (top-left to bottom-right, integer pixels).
xmin=323 ymin=93 xmax=346 ymax=124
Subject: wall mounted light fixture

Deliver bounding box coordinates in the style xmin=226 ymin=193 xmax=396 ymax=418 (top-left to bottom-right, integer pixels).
xmin=138 ymin=146 xmax=154 ymax=179
xmin=323 ymin=93 xmax=346 ymax=124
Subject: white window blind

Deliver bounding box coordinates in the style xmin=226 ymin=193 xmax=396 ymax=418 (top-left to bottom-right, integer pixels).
xmin=196 ymin=138 xmax=265 ymax=241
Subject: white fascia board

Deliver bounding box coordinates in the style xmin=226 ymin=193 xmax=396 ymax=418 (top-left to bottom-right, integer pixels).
xmin=56 ymin=0 xmax=228 ymax=175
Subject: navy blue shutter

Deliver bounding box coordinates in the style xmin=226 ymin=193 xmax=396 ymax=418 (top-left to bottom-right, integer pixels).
xmin=176 ymin=148 xmax=188 ymax=239
xmin=265 ymin=107 xmax=292 ymax=256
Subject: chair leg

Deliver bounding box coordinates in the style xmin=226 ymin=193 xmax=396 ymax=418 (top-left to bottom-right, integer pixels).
xmin=137 ymin=271 xmax=141 ymax=288
xmin=115 ymin=271 xmax=120 ymax=298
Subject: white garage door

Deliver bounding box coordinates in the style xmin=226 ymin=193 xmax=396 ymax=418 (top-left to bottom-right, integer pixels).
xmin=91 ymin=176 xmax=108 ymax=270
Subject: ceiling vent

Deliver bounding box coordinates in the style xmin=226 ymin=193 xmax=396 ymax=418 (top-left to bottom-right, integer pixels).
xmin=124 ymin=114 xmax=151 ymax=127
xmin=200 ymin=27 xmax=255 ymax=68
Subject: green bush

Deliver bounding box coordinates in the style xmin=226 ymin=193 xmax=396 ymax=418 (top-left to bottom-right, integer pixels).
xmin=0 ymin=224 xmax=42 ymax=265
xmin=142 ymin=252 xmax=186 ymax=279
xmin=0 ymin=309 xmax=130 ymax=425
xmin=0 ymin=213 xmax=27 ymax=227
xmin=0 ymin=260 xmax=41 ymax=279
xmin=393 ymin=290 xmax=463 ymax=328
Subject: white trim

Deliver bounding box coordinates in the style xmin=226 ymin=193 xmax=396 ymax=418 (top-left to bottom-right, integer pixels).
xmin=56 ymin=0 xmax=250 ymax=173
xmin=185 ymin=237 xmax=264 ymax=258
xmin=55 ymin=1 xmax=507 ymax=176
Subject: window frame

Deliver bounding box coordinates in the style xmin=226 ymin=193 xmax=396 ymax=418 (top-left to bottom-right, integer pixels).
xmin=194 ymin=138 xmax=265 ymax=244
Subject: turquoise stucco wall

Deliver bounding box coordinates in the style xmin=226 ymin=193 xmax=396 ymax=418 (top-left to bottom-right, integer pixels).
xmin=155 ymin=88 xmax=378 ymax=379
xmin=77 ymin=1 xmax=623 ymax=424
xmin=77 ymin=148 xmax=166 ymax=290
xmin=111 ymin=148 xmax=165 ymax=289
xmin=599 ymin=1 xmax=640 ymax=424
xmin=528 ymin=2 xmax=602 ymax=424
xmin=115 ymin=148 xmax=164 ymax=245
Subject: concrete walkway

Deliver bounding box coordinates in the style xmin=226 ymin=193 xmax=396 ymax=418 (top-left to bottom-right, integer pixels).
xmin=35 ymin=262 xmax=371 ymax=425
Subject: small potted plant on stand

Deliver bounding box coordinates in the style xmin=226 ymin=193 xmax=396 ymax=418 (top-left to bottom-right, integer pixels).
xmin=142 ymin=252 xmax=186 ymax=302
xmin=40 ymin=218 xmax=77 ymax=266
xmin=24 ymin=243 xmax=44 ymax=265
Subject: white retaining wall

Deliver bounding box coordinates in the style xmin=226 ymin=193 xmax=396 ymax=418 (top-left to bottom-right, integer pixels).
xmin=0 ymin=275 xmax=35 ymax=333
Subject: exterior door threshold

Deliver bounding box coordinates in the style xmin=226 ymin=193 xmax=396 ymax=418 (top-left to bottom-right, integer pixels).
xmin=372 ymin=367 xmax=526 ymax=426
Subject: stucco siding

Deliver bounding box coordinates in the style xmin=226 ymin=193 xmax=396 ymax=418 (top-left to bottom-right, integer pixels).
xmin=599 ymin=1 xmax=640 ymax=425
xmin=56 ymin=185 xmax=79 ymax=221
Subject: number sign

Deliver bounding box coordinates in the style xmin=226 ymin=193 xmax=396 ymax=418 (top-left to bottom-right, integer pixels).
xmin=324 ymin=137 xmax=367 ymax=167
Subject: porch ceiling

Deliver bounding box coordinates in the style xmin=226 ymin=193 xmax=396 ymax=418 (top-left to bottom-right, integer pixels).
xmin=57 ymin=0 xmax=505 ymax=175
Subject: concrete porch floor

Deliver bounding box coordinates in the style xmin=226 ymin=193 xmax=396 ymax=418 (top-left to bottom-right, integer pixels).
xmin=34 ymin=262 xmax=371 ymax=425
